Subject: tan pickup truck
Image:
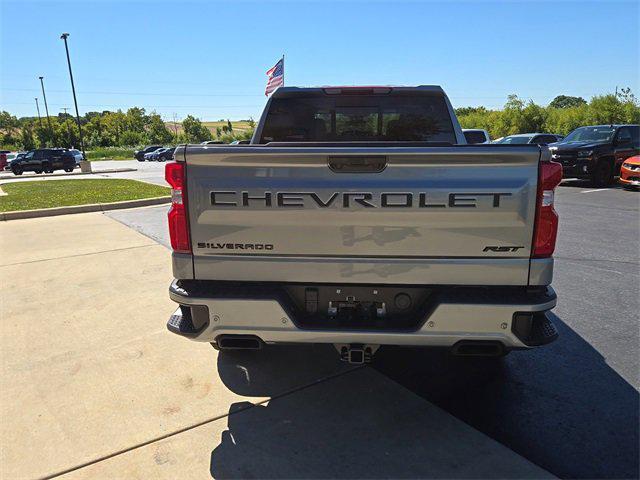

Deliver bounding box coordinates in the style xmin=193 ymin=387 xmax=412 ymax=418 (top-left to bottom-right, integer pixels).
xmin=165 ymin=85 xmax=562 ymax=363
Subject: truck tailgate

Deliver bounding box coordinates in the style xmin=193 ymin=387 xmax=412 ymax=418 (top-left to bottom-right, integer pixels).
xmin=183 ymin=145 xmax=541 ymax=285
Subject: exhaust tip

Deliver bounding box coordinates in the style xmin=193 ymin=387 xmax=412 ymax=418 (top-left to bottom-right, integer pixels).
xmin=216 ymin=335 xmax=262 ymax=350
xmin=451 ymin=340 xmax=505 ymax=357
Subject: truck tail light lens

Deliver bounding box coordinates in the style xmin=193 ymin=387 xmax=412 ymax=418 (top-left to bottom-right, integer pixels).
xmin=532 ymin=161 xmax=562 ymax=258
xmin=165 ymin=162 xmax=191 ymax=253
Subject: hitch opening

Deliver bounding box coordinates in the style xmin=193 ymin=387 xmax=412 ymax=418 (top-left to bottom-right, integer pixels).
xmin=335 ymin=344 xmax=380 ymax=364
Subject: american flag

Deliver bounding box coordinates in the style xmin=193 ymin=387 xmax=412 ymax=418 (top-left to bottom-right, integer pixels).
xmin=265 ymin=58 xmax=284 ymax=96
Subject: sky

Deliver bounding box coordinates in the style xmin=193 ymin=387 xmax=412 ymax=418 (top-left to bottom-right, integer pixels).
xmin=1 ymin=0 xmax=639 ymax=121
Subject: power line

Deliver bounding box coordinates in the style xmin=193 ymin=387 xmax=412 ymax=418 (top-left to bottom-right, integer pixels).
xmin=2 ymin=87 xmax=265 ymax=97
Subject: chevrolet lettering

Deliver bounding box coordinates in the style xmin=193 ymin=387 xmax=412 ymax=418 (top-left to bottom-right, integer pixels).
xmin=210 ymin=191 xmax=512 ymax=208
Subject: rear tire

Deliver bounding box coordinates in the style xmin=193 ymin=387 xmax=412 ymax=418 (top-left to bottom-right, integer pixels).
xmin=12 ymin=167 xmax=23 ymax=175
xmin=64 ymin=168 xmax=73 ymax=173
xmin=591 ymin=160 xmax=613 ymax=187
xmin=34 ymin=169 xmax=42 ymax=174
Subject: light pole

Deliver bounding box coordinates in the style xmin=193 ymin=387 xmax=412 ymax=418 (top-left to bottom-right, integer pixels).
xmin=34 ymin=98 xmax=43 ymax=130
xmin=38 ymin=76 xmax=54 ymax=145
xmin=172 ymin=113 xmax=179 ymax=142
xmin=60 ymin=33 xmax=85 ymax=158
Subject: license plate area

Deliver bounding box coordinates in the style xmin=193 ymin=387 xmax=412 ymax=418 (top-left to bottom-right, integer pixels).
xmin=284 ymin=285 xmax=432 ymax=330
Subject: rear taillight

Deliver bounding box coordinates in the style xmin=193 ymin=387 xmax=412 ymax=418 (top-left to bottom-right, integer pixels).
xmin=532 ymin=161 xmax=562 ymax=258
xmin=165 ymin=162 xmax=191 ymax=253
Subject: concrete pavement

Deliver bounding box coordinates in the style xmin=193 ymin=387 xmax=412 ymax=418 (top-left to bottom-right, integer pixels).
xmin=104 ymin=181 xmax=640 ymax=479
xmin=0 ymin=160 xmax=166 ymax=187
xmin=0 ymin=211 xmax=551 ymax=479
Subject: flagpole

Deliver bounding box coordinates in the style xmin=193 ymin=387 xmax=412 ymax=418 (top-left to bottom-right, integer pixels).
xmin=282 ymin=54 xmax=285 ymax=85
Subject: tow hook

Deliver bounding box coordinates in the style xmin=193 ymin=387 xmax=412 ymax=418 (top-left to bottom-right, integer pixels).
xmin=334 ymin=344 xmax=380 ymax=364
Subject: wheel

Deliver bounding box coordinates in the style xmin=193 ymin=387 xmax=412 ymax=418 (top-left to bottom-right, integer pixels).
xmin=590 ymin=160 xmax=613 ymax=187
xmin=12 ymin=167 xmax=23 ymax=175
xmin=34 ymin=169 xmax=42 ymax=174
xmin=42 ymin=163 xmax=51 ymax=174
xmin=64 ymin=168 xmax=73 ymax=173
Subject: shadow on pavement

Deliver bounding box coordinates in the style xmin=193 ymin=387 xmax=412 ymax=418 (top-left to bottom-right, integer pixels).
xmin=560 ymin=179 xmax=623 ymax=190
xmin=372 ymin=313 xmax=639 ymax=479
xmin=209 ymin=345 xmax=550 ymax=479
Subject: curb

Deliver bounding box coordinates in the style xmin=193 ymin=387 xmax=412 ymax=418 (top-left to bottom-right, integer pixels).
xmin=0 ymin=168 xmax=137 ymax=180
xmin=0 ymin=196 xmax=170 ymax=221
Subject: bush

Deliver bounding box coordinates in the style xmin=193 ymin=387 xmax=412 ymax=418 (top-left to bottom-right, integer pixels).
xmin=85 ymin=147 xmax=136 ymax=160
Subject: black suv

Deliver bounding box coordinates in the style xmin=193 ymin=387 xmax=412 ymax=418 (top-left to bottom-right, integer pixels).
xmin=134 ymin=145 xmax=162 ymax=161
xmin=10 ymin=149 xmax=77 ymax=175
xmin=550 ymin=124 xmax=640 ymax=186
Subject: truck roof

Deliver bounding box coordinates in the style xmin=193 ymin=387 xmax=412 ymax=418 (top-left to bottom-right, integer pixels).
xmin=270 ymin=85 xmax=445 ymax=98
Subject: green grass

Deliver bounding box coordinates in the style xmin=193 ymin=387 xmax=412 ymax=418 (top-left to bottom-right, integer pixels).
xmin=0 ymin=179 xmax=169 ymax=212
xmin=86 ymin=147 xmax=136 ymax=161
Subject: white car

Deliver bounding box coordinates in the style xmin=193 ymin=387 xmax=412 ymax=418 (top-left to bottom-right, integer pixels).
xmin=67 ymin=149 xmax=84 ymax=165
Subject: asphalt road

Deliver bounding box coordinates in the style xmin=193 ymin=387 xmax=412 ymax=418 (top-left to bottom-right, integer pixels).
xmin=106 ymin=178 xmax=640 ymax=479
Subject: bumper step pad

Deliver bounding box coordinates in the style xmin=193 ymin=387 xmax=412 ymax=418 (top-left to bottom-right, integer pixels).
xmin=166 ymin=305 xmax=209 ymax=337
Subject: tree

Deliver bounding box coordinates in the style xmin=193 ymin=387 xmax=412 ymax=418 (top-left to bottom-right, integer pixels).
xmin=125 ymin=107 xmax=148 ymax=136
xmin=147 ymin=113 xmax=173 ymax=145
xmin=20 ymin=121 xmax=36 ymax=150
xmin=182 ymin=115 xmax=212 ymax=143
xmin=549 ymin=95 xmax=587 ymax=109
xmin=227 ymin=119 xmax=233 ymax=132
xmin=0 ymin=111 xmax=20 ymax=147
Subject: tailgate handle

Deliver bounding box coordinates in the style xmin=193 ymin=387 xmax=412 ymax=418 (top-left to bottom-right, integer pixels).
xmin=328 ymin=156 xmax=387 ymax=173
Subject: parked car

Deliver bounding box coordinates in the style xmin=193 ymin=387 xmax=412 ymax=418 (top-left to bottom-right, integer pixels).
xmin=134 ymin=145 xmax=162 ymax=161
xmin=620 ymin=155 xmax=640 ymax=189
xmin=143 ymin=151 xmax=157 ymax=161
xmin=67 ymin=149 xmax=84 ymax=165
xmin=10 ymin=148 xmax=77 ymax=175
xmin=5 ymin=152 xmax=25 ymax=170
xmin=148 ymin=147 xmax=173 ymax=162
xmin=493 ymin=133 xmax=563 ymax=146
xmin=462 ymin=129 xmax=491 ymax=144
xmin=549 ymin=124 xmax=640 ymax=186
xmin=155 ymin=147 xmax=175 ymax=162
xmin=0 ymin=151 xmax=7 ymax=171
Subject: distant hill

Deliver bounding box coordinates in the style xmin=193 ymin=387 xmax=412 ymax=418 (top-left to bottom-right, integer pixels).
xmin=165 ymin=120 xmax=254 ymax=135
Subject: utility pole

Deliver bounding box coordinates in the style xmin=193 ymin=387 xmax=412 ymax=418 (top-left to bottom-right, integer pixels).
xmin=61 ymin=108 xmax=72 ymax=147
xmin=60 ymin=33 xmax=85 ymax=158
xmin=39 ymin=76 xmax=54 ymax=146
xmin=172 ymin=113 xmax=179 ymax=142
xmin=34 ymin=98 xmax=43 ymax=130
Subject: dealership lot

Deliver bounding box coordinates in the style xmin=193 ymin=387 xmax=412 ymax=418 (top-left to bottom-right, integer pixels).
xmin=1 ymin=167 xmax=638 ymax=479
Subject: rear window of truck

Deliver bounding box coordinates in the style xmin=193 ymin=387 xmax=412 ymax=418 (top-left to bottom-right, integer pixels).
xmin=260 ymin=94 xmax=457 ymax=144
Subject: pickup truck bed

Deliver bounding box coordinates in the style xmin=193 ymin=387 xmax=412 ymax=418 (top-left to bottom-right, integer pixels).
xmin=165 ymin=86 xmax=561 ymax=362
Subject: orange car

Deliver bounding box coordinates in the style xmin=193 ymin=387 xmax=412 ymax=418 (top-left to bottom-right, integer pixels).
xmin=620 ymin=155 xmax=640 ymax=188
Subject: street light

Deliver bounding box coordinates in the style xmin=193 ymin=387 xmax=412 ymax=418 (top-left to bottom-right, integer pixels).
xmin=60 ymin=33 xmax=85 ymax=158
xmin=38 ymin=76 xmax=54 ymax=145
xmin=34 ymin=98 xmax=43 ymax=130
